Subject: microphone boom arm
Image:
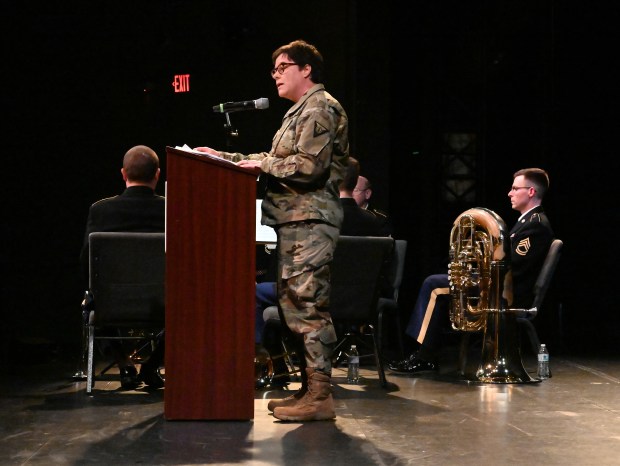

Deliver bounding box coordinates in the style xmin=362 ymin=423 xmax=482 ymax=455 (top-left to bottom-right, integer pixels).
xmin=224 ymin=113 xmax=238 ymax=149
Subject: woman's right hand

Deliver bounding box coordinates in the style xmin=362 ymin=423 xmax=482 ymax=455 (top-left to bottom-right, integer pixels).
xmin=194 ymin=146 xmax=221 ymax=157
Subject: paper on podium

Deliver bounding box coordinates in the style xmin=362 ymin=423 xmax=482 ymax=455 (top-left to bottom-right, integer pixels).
xmin=174 ymin=144 xmax=236 ymax=164
xmin=255 ymin=200 xmax=276 ymax=245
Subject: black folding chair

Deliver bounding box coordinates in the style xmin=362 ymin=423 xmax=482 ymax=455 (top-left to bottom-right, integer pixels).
xmin=84 ymin=232 xmax=165 ymax=394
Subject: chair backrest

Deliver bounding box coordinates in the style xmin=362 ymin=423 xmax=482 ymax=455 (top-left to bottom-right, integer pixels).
xmin=382 ymin=239 xmax=408 ymax=302
xmin=531 ymin=238 xmax=563 ymax=310
xmin=89 ymin=232 xmax=166 ymax=327
xmin=329 ymin=236 xmax=395 ymax=321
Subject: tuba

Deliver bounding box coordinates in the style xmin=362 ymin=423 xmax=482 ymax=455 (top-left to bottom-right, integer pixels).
xmin=448 ymin=207 xmax=537 ymax=383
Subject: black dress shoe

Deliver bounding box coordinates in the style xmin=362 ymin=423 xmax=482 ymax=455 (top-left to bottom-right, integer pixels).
xmin=120 ymin=366 xmax=140 ymax=389
xmin=390 ymin=357 xmax=438 ymax=375
xmin=140 ymin=368 xmax=165 ymax=389
xmin=387 ymin=353 xmax=417 ymax=372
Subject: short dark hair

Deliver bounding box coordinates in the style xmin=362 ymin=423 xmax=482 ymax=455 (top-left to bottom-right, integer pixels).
xmin=514 ymin=167 xmax=549 ymax=198
xmin=123 ymin=145 xmax=159 ymax=182
xmin=340 ymin=156 xmax=360 ymax=191
xmin=272 ymin=39 xmax=324 ymax=83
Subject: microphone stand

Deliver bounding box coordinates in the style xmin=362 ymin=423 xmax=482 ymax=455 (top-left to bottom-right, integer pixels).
xmin=223 ymin=112 xmax=239 ymax=151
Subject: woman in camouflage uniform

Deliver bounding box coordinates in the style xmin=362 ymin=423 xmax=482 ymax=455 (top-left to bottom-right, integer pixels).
xmin=196 ymin=39 xmax=349 ymax=421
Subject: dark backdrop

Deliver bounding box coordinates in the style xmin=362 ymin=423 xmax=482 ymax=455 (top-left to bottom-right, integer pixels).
xmin=3 ymin=1 xmax=617 ymax=363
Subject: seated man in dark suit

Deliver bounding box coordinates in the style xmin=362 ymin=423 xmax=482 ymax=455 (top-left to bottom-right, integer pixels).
xmin=80 ymin=145 xmax=166 ymax=389
xmin=353 ymin=174 xmax=393 ymax=236
xmin=339 ymin=158 xmax=392 ymax=237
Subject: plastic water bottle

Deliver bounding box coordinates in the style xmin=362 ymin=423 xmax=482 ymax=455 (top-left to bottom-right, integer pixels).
xmin=537 ymin=343 xmax=550 ymax=380
xmin=347 ymin=345 xmax=360 ymax=384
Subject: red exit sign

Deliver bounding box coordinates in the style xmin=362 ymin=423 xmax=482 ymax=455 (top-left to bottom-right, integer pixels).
xmin=172 ymin=74 xmax=190 ymax=93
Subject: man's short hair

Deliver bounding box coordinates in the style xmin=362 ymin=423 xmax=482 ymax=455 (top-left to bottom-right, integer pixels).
xmin=514 ymin=167 xmax=549 ymax=198
xmin=123 ymin=145 xmax=159 ymax=182
xmin=341 ymin=156 xmax=360 ymax=191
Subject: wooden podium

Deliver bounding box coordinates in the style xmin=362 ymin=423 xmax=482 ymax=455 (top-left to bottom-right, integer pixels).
xmin=164 ymin=146 xmax=257 ymax=420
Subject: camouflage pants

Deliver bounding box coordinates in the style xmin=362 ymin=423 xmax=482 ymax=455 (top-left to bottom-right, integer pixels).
xmin=275 ymin=221 xmax=339 ymax=375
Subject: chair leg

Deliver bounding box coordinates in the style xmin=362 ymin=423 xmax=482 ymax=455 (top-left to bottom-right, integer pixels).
xmin=518 ymin=318 xmax=541 ymax=354
xmin=99 ymin=360 xmax=116 ymax=376
xmin=332 ymin=332 xmax=356 ymax=367
xmin=335 ymin=326 xmax=389 ymax=388
xmin=395 ymin=313 xmax=405 ymax=360
xmin=528 ymin=321 xmax=541 ymax=354
xmin=72 ymin=311 xmax=89 ymax=381
xmin=86 ymin=325 xmax=95 ymax=395
xmin=99 ymin=331 xmax=125 ymax=376
xmin=377 ymin=311 xmax=385 ymax=361
xmin=266 ymin=350 xmax=301 ymax=382
xmin=369 ymin=325 xmax=387 ymax=388
xmin=458 ymin=333 xmax=470 ymax=376
xmin=279 ymin=340 xmax=301 ymax=381
xmin=261 ymin=319 xmax=301 ymax=384
xmin=377 ymin=307 xmax=405 ymax=361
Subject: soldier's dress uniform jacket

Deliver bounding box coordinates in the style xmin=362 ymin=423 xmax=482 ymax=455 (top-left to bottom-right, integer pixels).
xmin=340 ymin=198 xmax=386 ymax=237
xmin=506 ymin=205 xmax=554 ymax=309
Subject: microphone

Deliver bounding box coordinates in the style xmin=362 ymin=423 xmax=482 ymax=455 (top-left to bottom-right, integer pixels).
xmin=212 ymin=98 xmax=269 ymax=113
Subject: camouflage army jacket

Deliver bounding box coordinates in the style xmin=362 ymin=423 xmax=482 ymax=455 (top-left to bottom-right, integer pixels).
xmin=219 ymin=84 xmax=348 ymax=229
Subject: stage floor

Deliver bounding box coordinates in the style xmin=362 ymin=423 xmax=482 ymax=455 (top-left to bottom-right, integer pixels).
xmin=2 ymin=345 xmax=619 ymax=465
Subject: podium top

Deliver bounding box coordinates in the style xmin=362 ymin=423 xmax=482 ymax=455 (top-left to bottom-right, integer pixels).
xmin=171 ymin=145 xmax=236 ymax=164
xmin=166 ymin=146 xmax=259 ymax=177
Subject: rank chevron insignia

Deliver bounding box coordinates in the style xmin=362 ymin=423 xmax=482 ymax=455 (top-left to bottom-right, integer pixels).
xmin=516 ymin=237 xmax=531 ymax=256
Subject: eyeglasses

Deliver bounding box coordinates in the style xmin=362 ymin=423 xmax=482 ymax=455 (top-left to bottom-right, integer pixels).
xmin=510 ymin=186 xmax=533 ymax=192
xmin=270 ymin=62 xmax=298 ymax=77
xmin=353 ymin=188 xmax=369 ymax=193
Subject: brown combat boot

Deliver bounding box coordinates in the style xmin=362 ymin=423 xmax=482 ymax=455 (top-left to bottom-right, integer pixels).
xmin=267 ymin=366 xmax=309 ymax=412
xmin=272 ymin=369 xmax=335 ymax=421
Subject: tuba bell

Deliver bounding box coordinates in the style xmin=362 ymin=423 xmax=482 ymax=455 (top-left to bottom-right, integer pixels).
xmin=448 ymin=207 xmax=537 ymax=383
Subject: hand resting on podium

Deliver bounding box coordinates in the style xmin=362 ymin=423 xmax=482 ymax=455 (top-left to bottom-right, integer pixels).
xmin=194 ymin=146 xmax=261 ymax=174
xmin=236 ymin=159 xmax=261 ymax=174
xmin=193 ymin=146 xmax=220 ymax=157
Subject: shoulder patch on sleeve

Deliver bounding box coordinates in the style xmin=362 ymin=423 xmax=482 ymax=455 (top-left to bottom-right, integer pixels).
xmin=515 ymin=238 xmax=531 ymax=256
xmin=313 ymin=121 xmax=329 ymax=137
